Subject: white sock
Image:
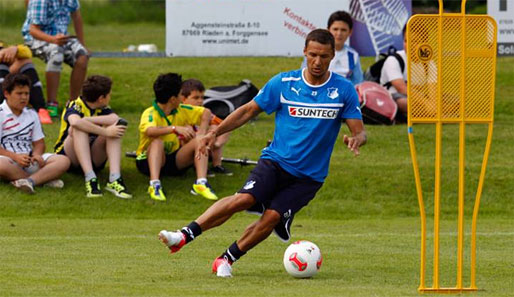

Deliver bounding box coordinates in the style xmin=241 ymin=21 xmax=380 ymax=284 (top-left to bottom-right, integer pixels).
xmin=196 ymin=178 xmax=207 ymax=185
xmin=85 ymin=171 xmax=96 ymax=182
xmin=109 ymin=173 xmax=121 ymax=183
xmin=150 ymin=179 xmax=161 ymax=187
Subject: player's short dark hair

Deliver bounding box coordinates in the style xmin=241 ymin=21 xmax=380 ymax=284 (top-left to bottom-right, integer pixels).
xmin=327 ymin=10 xmax=353 ymax=30
xmin=154 ymin=73 xmax=182 ymax=104
xmin=2 ymin=73 xmax=31 ymax=94
xmin=82 ymin=75 xmax=112 ymax=103
xmin=180 ymin=79 xmax=205 ymax=98
xmin=305 ymin=29 xmax=335 ymax=52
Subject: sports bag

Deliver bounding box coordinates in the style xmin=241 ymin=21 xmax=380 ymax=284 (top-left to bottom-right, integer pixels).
xmin=364 ymin=47 xmax=405 ymax=89
xmin=203 ymin=80 xmax=259 ymax=119
xmin=355 ymin=81 xmax=397 ymax=125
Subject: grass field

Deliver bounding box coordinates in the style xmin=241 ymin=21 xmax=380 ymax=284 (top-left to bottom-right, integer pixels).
xmin=1 ymin=19 xmax=513 ymax=296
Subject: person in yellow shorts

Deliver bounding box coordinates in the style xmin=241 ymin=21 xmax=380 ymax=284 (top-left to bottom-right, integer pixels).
xmin=136 ymin=73 xmax=217 ymax=202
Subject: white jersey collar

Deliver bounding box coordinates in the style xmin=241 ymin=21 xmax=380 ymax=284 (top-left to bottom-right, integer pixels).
xmin=301 ymin=68 xmax=332 ymax=88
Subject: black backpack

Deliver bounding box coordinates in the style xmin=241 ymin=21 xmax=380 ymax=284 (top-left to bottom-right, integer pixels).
xmin=203 ymin=79 xmax=259 ymax=119
xmin=364 ymin=47 xmax=405 ymax=89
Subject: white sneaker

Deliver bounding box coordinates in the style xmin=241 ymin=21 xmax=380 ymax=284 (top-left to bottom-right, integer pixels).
xmin=44 ymin=179 xmax=64 ymax=189
xmin=11 ymin=179 xmax=35 ymax=194
xmin=158 ymin=230 xmax=186 ymax=253
xmin=212 ymin=257 xmax=233 ymax=277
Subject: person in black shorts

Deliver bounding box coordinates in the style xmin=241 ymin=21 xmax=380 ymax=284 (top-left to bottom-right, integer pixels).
xmin=157 ymin=29 xmax=367 ymax=277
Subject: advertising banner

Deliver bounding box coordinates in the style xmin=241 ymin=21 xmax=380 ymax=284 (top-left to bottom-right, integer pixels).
xmin=165 ymin=0 xmax=349 ymax=56
xmin=488 ymin=0 xmax=514 ymax=56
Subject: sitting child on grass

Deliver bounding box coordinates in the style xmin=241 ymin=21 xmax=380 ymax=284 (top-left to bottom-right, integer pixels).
xmin=179 ymin=79 xmax=232 ymax=176
xmin=0 ymin=73 xmax=69 ymax=193
xmin=135 ymin=73 xmax=217 ymax=202
xmin=53 ymin=75 xmax=131 ymax=199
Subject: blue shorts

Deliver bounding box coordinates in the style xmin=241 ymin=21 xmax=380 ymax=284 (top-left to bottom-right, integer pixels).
xmin=239 ymin=158 xmax=323 ymax=242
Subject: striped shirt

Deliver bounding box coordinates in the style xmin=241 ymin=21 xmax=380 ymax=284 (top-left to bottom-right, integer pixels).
xmin=0 ymin=101 xmax=44 ymax=154
xmin=22 ymin=0 xmax=80 ymax=42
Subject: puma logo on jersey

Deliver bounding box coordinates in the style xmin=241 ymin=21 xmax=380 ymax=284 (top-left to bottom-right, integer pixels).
xmin=291 ymin=87 xmax=301 ymax=96
xmin=288 ymin=106 xmax=338 ymax=119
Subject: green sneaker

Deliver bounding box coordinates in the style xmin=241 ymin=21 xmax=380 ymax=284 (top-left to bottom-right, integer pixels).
xmin=191 ymin=182 xmax=218 ymax=200
xmin=105 ymin=177 xmax=132 ymax=199
xmin=47 ymin=102 xmax=59 ymax=117
xmin=86 ymin=178 xmax=103 ymax=198
xmin=148 ymin=184 xmax=166 ymax=201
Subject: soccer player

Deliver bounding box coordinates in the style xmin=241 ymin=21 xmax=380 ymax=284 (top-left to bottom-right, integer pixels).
xmin=135 ymin=73 xmax=217 ymax=202
xmin=0 ymin=73 xmax=70 ymax=193
xmin=301 ymin=11 xmax=363 ymax=85
xmin=53 ymin=75 xmax=131 ymax=199
xmin=22 ymin=0 xmax=89 ymax=117
xmin=0 ymin=42 xmax=52 ymax=124
xmin=158 ymin=29 xmax=366 ymax=277
xmin=179 ymin=79 xmax=232 ymax=176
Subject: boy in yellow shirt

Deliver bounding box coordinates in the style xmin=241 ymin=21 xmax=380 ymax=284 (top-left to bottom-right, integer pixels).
xmin=136 ymin=73 xmax=217 ymax=201
xmin=179 ymin=79 xmax=232 ymax=176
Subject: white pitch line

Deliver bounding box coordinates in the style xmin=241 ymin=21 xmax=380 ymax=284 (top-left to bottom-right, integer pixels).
xmin=0 ymin=231 xmax=512 ymax=241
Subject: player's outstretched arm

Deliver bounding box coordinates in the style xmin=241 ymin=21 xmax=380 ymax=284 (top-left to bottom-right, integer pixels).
xmin=343 ymin=118 xmax=367 ymax=156
xmin=197 ymin=100 xmax=262 ymax=158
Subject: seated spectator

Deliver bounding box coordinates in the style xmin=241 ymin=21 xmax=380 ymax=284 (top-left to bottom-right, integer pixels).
xmin=22 ymin=0 xmax=89 ymax=117
xmin=301 ymin=10 xmax=363 ymax=84
xmin=0 ymin=41 xmax=52 ymax=124
xmin=135 ymin=73 xmax=217 ymax=202
xmin=179 ymin=79 xmax=232 ymax=176
xmin=53 ymin=75 xmax=131 ymax=199
xmin=0 ymin=73 xmax=69 ymax=193
xmin=379 ymin=27 xmax=411 ymax=119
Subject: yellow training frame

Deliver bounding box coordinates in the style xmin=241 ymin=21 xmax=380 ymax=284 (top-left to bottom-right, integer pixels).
xmin=407 ymin=0 xmax=497 ymax=293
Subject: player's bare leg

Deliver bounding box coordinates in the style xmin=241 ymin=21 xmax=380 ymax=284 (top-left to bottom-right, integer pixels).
xmin=158 ymin=193 xmax=255 ymax=253
xmin=211 ymin=209 xmax=280 ymax=277
xmin=236 ymin=209 xmax=280 ymax=251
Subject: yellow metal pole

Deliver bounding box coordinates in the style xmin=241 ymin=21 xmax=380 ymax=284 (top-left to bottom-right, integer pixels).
xmin=457 ymin=121 xmax=465 ymax=289
xmin=434 ymin=122 xmax=442 ymax=289
xmin=433 ymin=0 xmax=444 ymax=289
xmin=406 ymin=18 xmax=427 ymax=291
xmin=457 ymin=3 xmax=467 ymax=288
xmin=409 ymin=130 xmax=427 ymax=291
xmin=470 ymin=123 xmax=494 ymax=288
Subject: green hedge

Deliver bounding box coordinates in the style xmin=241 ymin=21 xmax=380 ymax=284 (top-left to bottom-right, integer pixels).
xmin=0 ymin=0 xmax=165 ymax=27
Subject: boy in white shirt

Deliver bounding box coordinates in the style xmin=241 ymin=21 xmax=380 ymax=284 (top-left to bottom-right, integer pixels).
xmin=0 ymin=73 xmax=70 ymax=193
xmin=301 ymin=11 xmax=363 ymax=84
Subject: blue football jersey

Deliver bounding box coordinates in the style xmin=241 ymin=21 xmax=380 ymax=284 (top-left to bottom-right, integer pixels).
xmin=254 ymin=69 xmax=362 ymax=182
